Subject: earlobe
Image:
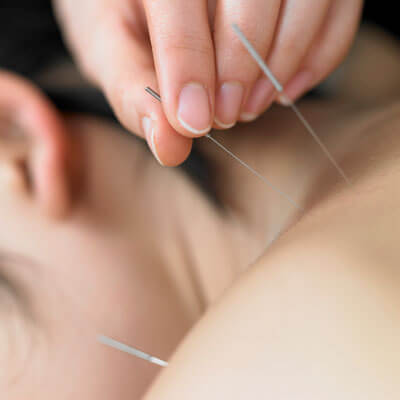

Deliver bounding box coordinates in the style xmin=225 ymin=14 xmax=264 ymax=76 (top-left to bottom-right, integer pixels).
xmin=0 ymin=71 xmax=77 ymax=217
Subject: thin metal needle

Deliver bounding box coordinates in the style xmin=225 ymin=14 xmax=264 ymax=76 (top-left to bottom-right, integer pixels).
xmin=205 ymin=134 xmax=302 ymax=210
xmin=145 ymin=87 xmax=302 ymax=211
xmin=232 ymin=23 xmax=351 ymax=186
xmin=145 ymin=87 xmax=161 ymax=102
xmin=98 ymin=335 xmax=168 ymax=367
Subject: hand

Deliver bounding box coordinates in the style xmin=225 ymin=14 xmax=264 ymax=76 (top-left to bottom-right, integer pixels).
xmin=53 ymin=0 xmax=363 ymax=166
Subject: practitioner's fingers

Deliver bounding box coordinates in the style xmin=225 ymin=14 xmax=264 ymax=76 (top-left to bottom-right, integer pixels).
xmin=240 ymin=0 xmax=331 ymax=119
xmin=96 ymin=20 xmax=193 ymax=166
xmin=144 ymin=0 xmax=215 ymax=138
xmin=54 ymin=0 xmax=192 ymax=166
xmin=280 ymin=0 xmax=364 ymax=104
xmin=213 ymin=0 xmax=282 ymax=128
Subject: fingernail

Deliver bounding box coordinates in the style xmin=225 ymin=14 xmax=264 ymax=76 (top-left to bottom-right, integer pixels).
xmin=277 ymin=93 xmax=293 ymax=106
xmin=214 ymin=82 xmax=243 ymax=129
xmin=240 ymin=78 xmax=274 ymax=121
xmin=177 ymin=83 xmax=211 ymax=135
xmin=278 ymin=70 xmax=313 ymax=106
xmin=239 ymin=112 xmax=258 ymax=122
xmin=142 ymin=116 xmax=163 ymax=166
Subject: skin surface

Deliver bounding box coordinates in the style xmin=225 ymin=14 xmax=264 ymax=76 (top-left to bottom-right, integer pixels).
xmin=53 ymin=0 xmax=363 ymax=165
xmin=145 ymin=101 xmax=400 ymax=400
xmin=1 ymin=27 xmax=400 ymax=400
xmin=143 ymin=28 xmax=400 ymax=398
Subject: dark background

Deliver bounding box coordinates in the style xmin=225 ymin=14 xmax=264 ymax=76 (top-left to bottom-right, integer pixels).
xmin=0 ymin=1 xmax=398 ymax=79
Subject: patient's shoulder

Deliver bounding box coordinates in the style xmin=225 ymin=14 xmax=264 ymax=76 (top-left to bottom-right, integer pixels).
xmin=260 ymin=102 xmax=400 ymax=286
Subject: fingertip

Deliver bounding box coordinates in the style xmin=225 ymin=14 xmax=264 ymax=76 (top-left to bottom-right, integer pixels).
xmin=214 ymin=81 xmax=244 ymax=130
xmin=213 ymin=118 xmax=236 ymax=130
xmin=278 ymin=70 xmax=314 ymax=106
xmin=239 ymin=112 xmax=258 ymax=123
xmin=239 ymin=78 xmax=275 ymax=121
xmin=156 ymin=131 xmax=193 ymax=167
xmin=176 ymin=82 xmax=213 ymax=138
xmin=144 ymin=115 xmax=192 ymax=167
xmin=142 ymin=115 xmax=164 ymax=166
xmin=276 ymin=93 xmax=293 ymax=107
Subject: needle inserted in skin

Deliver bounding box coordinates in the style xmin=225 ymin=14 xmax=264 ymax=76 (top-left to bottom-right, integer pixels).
xmin=145 ymin=87 xmax=302 ymax=211
xmin=98 ymin=335 xmax=168 ymax=367
xmin=232 ymin=23 xmax=351 ymax=186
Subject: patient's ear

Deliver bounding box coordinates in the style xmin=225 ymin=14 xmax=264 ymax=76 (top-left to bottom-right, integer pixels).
xmin=0 ymin=71 xmax=78 ymax=217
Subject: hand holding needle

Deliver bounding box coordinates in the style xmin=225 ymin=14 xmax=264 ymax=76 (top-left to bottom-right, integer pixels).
xmin=231 ymin=24 xmax=351 ymax=186
xmin=99 ymin=26 xmax=354 ymax=368
xmin=145 ymin=87 xmax=303 ymax=211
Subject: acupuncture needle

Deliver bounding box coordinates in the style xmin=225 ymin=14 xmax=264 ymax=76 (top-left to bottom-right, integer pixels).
xmin=232 ymin=23 xmax=351 ymax=186
xmin=98 ymin=335 xmax=169 ymax=367
xmin=145 ymin=86 xmax=302 ymax=211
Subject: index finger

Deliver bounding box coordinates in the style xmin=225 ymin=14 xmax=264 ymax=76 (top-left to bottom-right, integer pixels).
xmin=144 ymin=0 xmax=215 ymax=137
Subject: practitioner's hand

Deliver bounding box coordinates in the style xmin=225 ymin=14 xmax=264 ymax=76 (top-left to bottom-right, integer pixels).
xmin=53 ymin=0 xmax=363 ymax=166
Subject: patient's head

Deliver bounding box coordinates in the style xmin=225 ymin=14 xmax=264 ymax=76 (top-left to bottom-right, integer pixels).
xmin=0 ymin=72 xmax=201 ymax=399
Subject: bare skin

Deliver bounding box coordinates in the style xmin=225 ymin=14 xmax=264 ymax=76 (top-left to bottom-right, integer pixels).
xmin=144 ymin=27 xmax=400 ymax=399
xmin=145 ymin=98 xmax=400 ymax=400
xmin=1 ymin=27 xmax=400 ymax=400
xmin=53 ymin=0 xmax=363 ymax=165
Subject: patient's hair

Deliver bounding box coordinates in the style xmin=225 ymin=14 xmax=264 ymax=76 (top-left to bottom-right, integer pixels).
xmin=0 ymin=0 xmax=68 ymax=78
